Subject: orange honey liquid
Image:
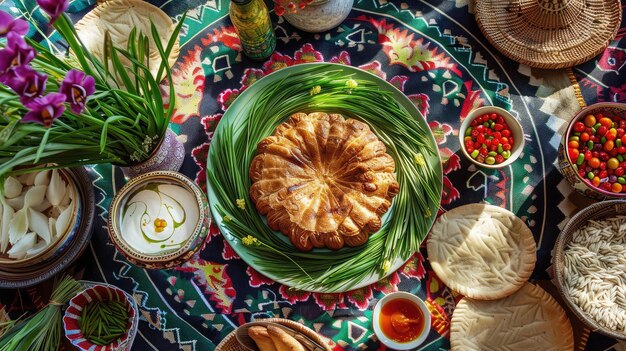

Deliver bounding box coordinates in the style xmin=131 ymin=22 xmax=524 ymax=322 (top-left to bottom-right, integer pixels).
xmin=379 ymin=298 xmax=425 ymax=343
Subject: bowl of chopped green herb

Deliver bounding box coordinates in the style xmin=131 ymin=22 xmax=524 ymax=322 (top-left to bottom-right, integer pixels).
xmin=63 ymin=282 xmax=138 ymax=351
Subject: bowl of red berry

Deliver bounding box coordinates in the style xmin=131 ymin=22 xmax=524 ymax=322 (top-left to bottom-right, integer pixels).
xmin=459 ymin=106 xmax=525 ymax=169
xmin=558 ymin=102 xmax=626 ymax=199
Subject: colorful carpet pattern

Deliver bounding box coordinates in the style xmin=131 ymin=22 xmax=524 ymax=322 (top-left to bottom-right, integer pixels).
xmin=1 ymin=0 xmax=626 ymax=350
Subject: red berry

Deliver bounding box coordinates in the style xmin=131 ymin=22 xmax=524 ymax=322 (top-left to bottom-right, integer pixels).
xmin=502 ymin=130 xmax=511 ymax=137
xmin=616 ymin=167 xmax=625 ymax=176
xmin=495 ymin=155 xmax=505 ymax=163
xmin=480 ymin=148 xmax=488 ymax=156
xmin=600 ymin=170 xmax=608 ymax=178
xmin=490 ymin=113 xmax=497 ymax=120
xmin=573 ymin=122 xmax=586 ymax=132
xmin=503 ymin=144 xmax=512 ymax=151
xmin=493 ymin=123 xmax=504 ymax=131
xmin=597 ymin=126 xmax=608 ymax=136
xmin=619 ymin=146 xmax=626 ymax=154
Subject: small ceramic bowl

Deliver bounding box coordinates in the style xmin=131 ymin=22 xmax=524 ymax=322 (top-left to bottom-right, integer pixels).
xmin=63 ymin=283 xmax=139 ymax=351
xmin=0 ymin=168 xmax=81 ymax=270
xmin=459 ymin=106 xmax=525 ymax=169
xmin=108 ymin=171 xmax=210 ymax=269
xmin=557 ymin=102 xmax=626 ymax=200
xmin=372 ymin=291 xmax=431 ymax=350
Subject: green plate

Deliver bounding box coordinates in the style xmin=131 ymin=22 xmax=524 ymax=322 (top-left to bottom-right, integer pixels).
xmin=206 ymin=63 xmax=442 ymax=292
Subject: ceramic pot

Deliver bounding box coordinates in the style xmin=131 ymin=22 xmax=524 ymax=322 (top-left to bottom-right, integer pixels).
xmin=283 ymin=0 xmax=353 ymax=33
xmin=120 ymin=128 xmax=185 ymax=178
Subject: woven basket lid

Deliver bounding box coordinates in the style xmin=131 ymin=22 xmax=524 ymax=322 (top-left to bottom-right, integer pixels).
xmin=474 ymin=0 xmax=622 ymax=69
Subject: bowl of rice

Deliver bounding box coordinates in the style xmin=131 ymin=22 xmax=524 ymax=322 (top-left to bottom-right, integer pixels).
xmin=553 ymin=200 xmax=626 ymax=339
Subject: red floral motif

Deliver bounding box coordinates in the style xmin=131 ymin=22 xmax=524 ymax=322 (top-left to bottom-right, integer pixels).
xmin=312 ymin=292 xmax=346 ymax=310
xmin=441 ymin=176 xmax=460 ymax=206
xmin=345 ymin=287 xmax=374 ymax=309
xmin=294 ymin=43 xmax=324 ymax=63
xmin=597 ymin=47 xmax=626 ymax=74
xmin=262 ymin=51 xmax=296 ymax=73
xmin=279 ymin=286 xmax=312 ymax=303
xmin=240 ymin=68 xmax=265 ymax=90
xmin=202 ymin=26 xmax=241 ymax=51
xmin=428 ymin=121 xmax=453 ymax=144
xmin=162 ymin=46 xmax=205 ymax=124
xmin=459 ymin=81 xmax=485 ymax=120
xmin=371 ymin=272 xmax=400 ymax=294
xmin=389 ymin=75 xmax=408 ymax=91
xmin=176 ymin=258 xmax=236 ymax=313
xmin=408 ymin=93 xmax=430 ymax=117
xmin=399 ymin=252 xmax=426 ymax=279
xmin=192 ymin=143 xmax=209 ymax=192
xmin=609 ymin=83 xmax=626 ymax=102
xmin=222 ymin=241 xmax=240 ymax=260
xmin=217 ymin=89 xmax=241 ymax=111
xmin=358 ymin=61 xmax=386 ymax=79
xmin=329 ymin=51 xmax=351 ymax=65
xmin=247 ymin=267 xmax=276 ymax=288
xmin=438 ymin=148 xmax=461 ymax=175
xmin=357 ymin=16 xmax=462 ymax=76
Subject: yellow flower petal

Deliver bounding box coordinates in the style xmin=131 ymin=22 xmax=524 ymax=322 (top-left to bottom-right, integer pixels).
xmin=236 ymin=198 xmax=246 ymax=209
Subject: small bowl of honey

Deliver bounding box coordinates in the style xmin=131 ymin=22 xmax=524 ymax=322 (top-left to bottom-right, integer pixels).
xmin=372 ymin=291 xmax=431 ymax=350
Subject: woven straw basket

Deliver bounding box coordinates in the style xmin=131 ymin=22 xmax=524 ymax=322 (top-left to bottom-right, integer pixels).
xmin=215 ymin=318 xmax=333 ymax=351
xmin=553 ymin=200 xmax=626 ymax=340
xmin=474 ymin=0 xmax=622 ymax=69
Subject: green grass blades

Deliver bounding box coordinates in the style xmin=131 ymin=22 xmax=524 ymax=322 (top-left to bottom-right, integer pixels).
xmin=207 ymin=65 xmax=441 ymax=291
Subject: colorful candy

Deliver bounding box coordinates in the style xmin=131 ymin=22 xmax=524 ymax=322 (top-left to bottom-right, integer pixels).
xmin=567 ymin=113 xmax=626 ymax=193
xmin=464 ymin=112 xmax=514 ymax=165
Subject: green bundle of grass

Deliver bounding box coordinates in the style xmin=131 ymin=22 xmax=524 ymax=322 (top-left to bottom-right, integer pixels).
xmin=207 ymin=64 xmax=441 ymax=291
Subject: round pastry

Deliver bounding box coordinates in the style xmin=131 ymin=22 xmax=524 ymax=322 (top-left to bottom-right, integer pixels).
xmin=249 ymin=112 xmax=399 ymax=251
xmin=427 ymin=204 xmax=536 ymax=300
xmin=451 ymin=282 xmax=574 ymax=351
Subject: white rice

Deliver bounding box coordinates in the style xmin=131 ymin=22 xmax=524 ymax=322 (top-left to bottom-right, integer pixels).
xmin=563 ymin=215 xmax=626 ymax=334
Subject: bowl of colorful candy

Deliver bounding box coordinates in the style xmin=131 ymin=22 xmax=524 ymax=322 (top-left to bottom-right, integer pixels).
xmin=459 ymin=106 xmax=525 ymax=169
xmin=558 ymin=102 xmax=626 ymax=199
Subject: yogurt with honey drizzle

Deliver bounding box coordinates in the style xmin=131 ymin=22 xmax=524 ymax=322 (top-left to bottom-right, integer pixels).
xmin=120 ymin=182 xmax=199 ymax=254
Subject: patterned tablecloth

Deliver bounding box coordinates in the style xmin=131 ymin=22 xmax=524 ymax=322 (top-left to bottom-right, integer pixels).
xmin=1 ymin=0 xmax=626 ymax=350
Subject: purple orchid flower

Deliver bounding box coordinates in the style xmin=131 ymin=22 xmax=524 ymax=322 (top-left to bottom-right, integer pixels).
xmin=36 ymin=0 xmax=69 ymax=24
xmin=23 ymin=93 xmax=66 ymax=128
xmin=0 ymin=32 xmax=36 ymax=79
xmin=59 ymin=69 xmax=95 ymax=114
xmin=3 ymin=66 xmax=48 ymax=104
xmin=0 ymin=11 xmax=29 ymax=37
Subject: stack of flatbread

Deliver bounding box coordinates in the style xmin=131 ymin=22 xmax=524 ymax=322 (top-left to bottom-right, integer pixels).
xmin=427 ymin=204 xmax=574 ymax=350
xmin=248 ymin=325 xmax=307 ymax=351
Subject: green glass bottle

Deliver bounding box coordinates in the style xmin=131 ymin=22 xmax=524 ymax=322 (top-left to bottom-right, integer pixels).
xmin=229 ymin=0 xmax=276 ymax=60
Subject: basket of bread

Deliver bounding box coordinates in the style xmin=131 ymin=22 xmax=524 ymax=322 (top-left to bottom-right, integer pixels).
xmin=216 ymin=318 xmax=332 ymax=351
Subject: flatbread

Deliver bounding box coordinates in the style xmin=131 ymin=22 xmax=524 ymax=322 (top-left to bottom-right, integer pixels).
xmin=75 ymin=0 xmax=179 ymax=80
xmin=427 ymin=204 xmax=536 ymax=300
xmin=451 ymin=283 xmax=574 ymax=351
xmin=248 ymin=326 xmax=278 ymax=351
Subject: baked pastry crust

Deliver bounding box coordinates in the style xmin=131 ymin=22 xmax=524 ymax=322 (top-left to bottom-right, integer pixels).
xmin=249 ymin=112 xmax=399 ymax=251
xmin=451 ymin=283 xmax=574 ymax=351
xmin=427 ymin=204 xmax=536 ymax=300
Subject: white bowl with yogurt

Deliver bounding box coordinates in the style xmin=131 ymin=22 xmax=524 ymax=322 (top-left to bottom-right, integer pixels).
xmin=107 ymin=171 xmax=210 ymax=269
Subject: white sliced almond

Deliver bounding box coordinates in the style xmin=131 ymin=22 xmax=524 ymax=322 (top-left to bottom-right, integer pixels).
xmin=5 ymin=195 xmax=24 ymax=211
xmin=8 ymin=208 xmax=28 ymax=245
xmin=18 ymin=173 xmax=37 ymax=186
xmin=4 ymin=177 xmax=23 ymax=199
xmin=25 ymin=240 xmax=48 ymax=258
xmin=1 ymin=205 xmax=14 ymax=253
xmin=7 ymin=232 xmax=36 ymax=259
xmin=34 ymin=170 xmax=50 ymax=186
xmin=32 ymin=199 xmax=51 ymax=213
xmin=23 ymin=185 xmax=46 ymax=209
xmin=28 ymin=208 xmax=51 ymax=244
xmin=56 ymin=206 xmax=73 ymax=236
xmin=48 ymin=217 xmax=57 ymax=238
xmin=47 ymin=170 xmax=66 ymax=207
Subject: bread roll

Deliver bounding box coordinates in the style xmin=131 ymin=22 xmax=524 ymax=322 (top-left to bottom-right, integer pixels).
xmin=267 ymin=325 xmax=305 ymax=351
xmin=248 ymin=326 xmax=278 ymax=351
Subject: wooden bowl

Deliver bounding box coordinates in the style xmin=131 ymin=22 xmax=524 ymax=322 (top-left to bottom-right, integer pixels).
xmin=553 ymin=200 xmax=626 ymax=340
